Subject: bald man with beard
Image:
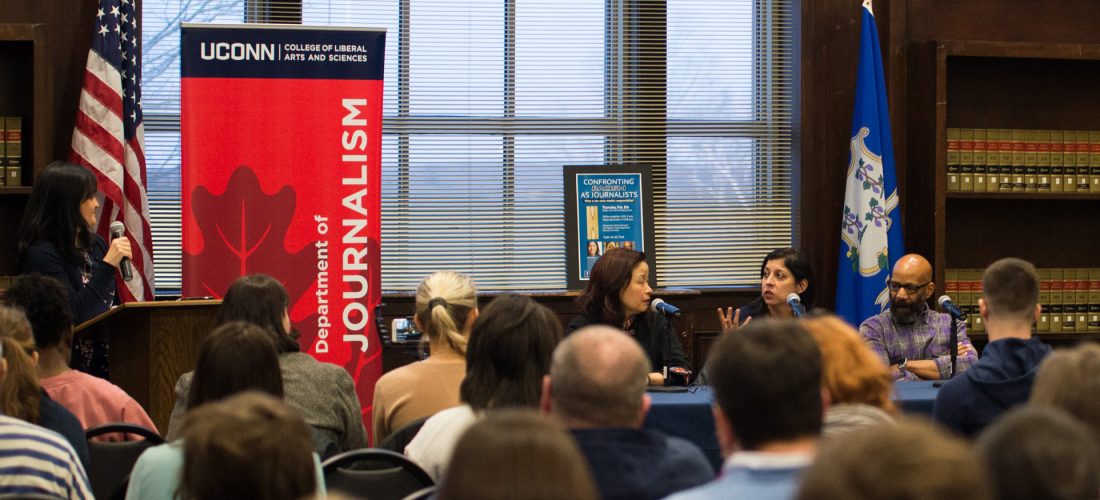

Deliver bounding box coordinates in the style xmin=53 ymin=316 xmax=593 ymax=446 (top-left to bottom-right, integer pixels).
xmin=860 ymin=254 xmax=976 ymax=381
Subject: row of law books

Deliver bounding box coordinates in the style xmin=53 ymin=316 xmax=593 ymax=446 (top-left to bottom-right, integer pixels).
xmin=945 ymin=128 xmax=1100 ymax=194
xmin=946 ymin=268 xmax=1100 ymax=334
xmin=0 ymin=116 xmax=23 ymax=187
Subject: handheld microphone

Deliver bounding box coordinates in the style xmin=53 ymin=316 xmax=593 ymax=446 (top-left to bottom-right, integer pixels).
xmin=786 ymin=293 xmax=806 ymax=318
xmin=650 ymin=298 xmax=682 ymax=318
xmin=109 ymin=221 xmax=133 ymax=282
xmin=938 ymin=295 xmax=967 ymax=320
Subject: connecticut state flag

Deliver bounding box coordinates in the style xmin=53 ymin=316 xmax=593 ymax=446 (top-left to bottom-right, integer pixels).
xmin=835 ymin=0 xmax=904 ymax=327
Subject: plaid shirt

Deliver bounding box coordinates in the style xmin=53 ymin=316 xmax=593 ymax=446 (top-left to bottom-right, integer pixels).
xmin=859 ymin=308 xmax=976 ymax=381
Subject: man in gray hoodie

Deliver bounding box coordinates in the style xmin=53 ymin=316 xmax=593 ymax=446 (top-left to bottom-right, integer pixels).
xmin=932 ymin=258 xmax=1052 ymax=437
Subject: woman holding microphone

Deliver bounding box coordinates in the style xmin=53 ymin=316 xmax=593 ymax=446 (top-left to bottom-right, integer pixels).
xmin=568 ymin=248 xmax=688 ymax=386
xmin=17 ymin=162 xmax=131 ymax=376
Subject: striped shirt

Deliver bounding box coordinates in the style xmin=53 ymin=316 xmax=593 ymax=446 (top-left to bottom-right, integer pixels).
xmin=0 ymin=415 xmax=92 ymax=499
xmin=860 ymin=307 xmax=976 ymax=380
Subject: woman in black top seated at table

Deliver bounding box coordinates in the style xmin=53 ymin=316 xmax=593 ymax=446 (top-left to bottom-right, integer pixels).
xmin=716 ymin=247 xmax=815 ymax=332
xmin=17 ymin=162 xmax=131 ymax=378
xmin=568 ymin=248 xmax=688 ymax=386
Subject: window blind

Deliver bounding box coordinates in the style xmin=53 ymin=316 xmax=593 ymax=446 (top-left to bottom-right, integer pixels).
xmin=141 ymin=0 xmax=793 ymax=292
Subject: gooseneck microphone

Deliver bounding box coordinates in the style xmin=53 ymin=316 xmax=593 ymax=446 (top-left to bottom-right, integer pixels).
xmin=786 ymin=293 xmax=806 ymax=318
xmin=109 ymin=221 xmax=133 ymax=282
xmin=650 ymin=298 xmax=682 ymax=318
xmin=938 ymin=295 xmax=967 ymax=320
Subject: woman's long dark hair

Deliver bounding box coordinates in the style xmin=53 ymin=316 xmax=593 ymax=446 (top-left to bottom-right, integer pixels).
xmin=460 ymin=294 xmax=563 ymax=411
xmin=214 ymin=275 xmax=301 ymax=354
xmin=17 ymin=162 xmax=98 ymax=265
xmin=742 ymin=247 xmax=815 ymax=317
xmin=187 ymin=321 xmax=284 ymax=410
xmin=576 ymin=248 xmax=646 ymax=327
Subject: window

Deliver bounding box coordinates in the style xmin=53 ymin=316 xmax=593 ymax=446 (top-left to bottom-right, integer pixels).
xmin=142 ymin=0 xmax=793 ymax=292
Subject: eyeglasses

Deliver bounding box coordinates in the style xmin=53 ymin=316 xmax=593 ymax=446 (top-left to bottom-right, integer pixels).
xmin=886 ymin=281 xmax=931 ymax=294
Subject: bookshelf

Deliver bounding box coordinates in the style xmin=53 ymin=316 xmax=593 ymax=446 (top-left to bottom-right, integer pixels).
xmin=0 ymin=23 xmax=50 ymax=278
xmin=909 ymin=40 xmax=1100 ymax=345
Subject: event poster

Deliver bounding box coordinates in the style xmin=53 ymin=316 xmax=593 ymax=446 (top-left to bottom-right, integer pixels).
xmin=564 ymin=165 xmax=655 ymax=290
xmin=180 ymin=24 xmax=385 ymax=437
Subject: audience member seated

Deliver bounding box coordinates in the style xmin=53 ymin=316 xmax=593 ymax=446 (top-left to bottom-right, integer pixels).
xmin=166 ymin=274 xmax=366 ymax=451
xmin=568 ymin=248 xmax=688 ymax=386
xmin=975 ymin=406 xmax=1099 ymax=500
xmin=1029 ymin=343 xmax=1100 ymax=447
xmin=179 ymin=392 xmax=317 ymax=500
xmin=803 ymin=315 xmax=897 ymax=438
xmin=3 ymin=274 xmax=156 ymax=439
xmin=541 ymin=325 xmax=712 ymax=500
xmin=0 ymin=333 xmax=92 ymax=499
xmin=373 ymin=271 xmax=477 ymax=444
xmin=698 ymin=247 xmax=813 ymax=385
xmin=795 ymin=418 xmax=991 ymax=500
xmin=668 ymin=320 xmax=823 ymax=500
xmin=128 ymin=321 xmax=325 ymax=500
xmin=860 ymin=254 xmax=976 ymax=381
xmin=0 ymin=305 xmax=90 ymax=469
xmin=933 ymin=258 xmax=1051 ymax=437
xmin=406 ymin=294 xmax=563 ymax=482
xmin=437 ymin=409 xmax=599 ymax=500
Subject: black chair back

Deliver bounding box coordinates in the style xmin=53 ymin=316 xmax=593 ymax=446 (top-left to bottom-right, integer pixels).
xmin=85 ymin=423 xmax=165 ymax=500
xmin=377 ymin=416 xmax=428 ymax=453
xmin=322 ymin=448 xmax=434 ymax=500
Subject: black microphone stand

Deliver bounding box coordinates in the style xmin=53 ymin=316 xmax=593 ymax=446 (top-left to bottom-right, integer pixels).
xmin=949 ymin=315 xmax=959 ymax=378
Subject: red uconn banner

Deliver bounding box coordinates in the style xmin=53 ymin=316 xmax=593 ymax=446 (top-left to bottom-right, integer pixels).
xmin=180 ymin=24 xmax=385 ymax=435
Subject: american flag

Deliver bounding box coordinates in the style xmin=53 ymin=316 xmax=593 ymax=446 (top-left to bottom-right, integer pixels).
xmin=71 ymin=0 xmax=155 ymax=301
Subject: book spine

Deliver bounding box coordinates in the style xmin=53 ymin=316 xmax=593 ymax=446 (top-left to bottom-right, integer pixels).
xmin=1012 ymin=129 xmax=1027 ymax=192
xmin=1024 ymin=129 xmax=1039 ymax=192
xmin=1050 ymin=268 xmax=1064 ymax=333
xmin=1037 ymin=129 xmax=1051 ymax=192
xmin=1064 ymin=131 xmax=1078 ymax=193
xmin=999 ymin=129 xmax=1014 ymax=192
xmin=5 ymin=117 xmax=21 ymax=188
xmin=1038 ymin=268 xmax=1051 ymax=333
xmin=1091 ymin=131 xmax=1100 ymax=193
xmin=1089 ymin=268 xmax=1100 ymax=332
xmin=946 ymin=128 xmax=960 ymax=192
xmin=960 ymin=128 xmax=975 ymax=192
xmin=1050 ymin=130 xmax=1065 ymax=193
xmin=1077 ymin=268 xmax=1091 ymax=333
xmin=1077 ymin=130 xmax=1091 ymax=192
xmin=958 ymin=270 xmax=973 ymax=332
xmin=973 ymin=128 xmax=988 ymax=192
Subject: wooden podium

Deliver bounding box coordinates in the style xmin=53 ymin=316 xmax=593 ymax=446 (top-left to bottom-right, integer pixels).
xmin=75 ymin=299 xmax=221 ymax=433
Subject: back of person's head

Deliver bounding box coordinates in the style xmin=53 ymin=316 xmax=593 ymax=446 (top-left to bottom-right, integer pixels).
xmin=179 ymin=391 xmax=315 ymax=500
xmin=415 ymin=271 xmax=477 ymax=354
xmin=0 ymin=306 xmax=41 ymax=423
xmin=461 ymin=294 xmax=563 ymax=411
xmin=548 ymin=325 xmax=649 ymax=427
xmin=214 ymin=274 xmax=300 ymax=354
xmin=438 ymin=409 xmax=599 ymax=500
xmin=186 ymin=321 xmax=284 ymax=410
xmin=1 ymin=273 xmax=73 ymax=350
xmin=797 ymin=418 xmax=991 ymax=500
xmin=576 ymin=248 xmax=646 ymax=325
xmin=18 ymin=161 xmax=99 ymax=263
xmin=976 ymin=406 xmax=1099 ymax=500
xmin=982 ymin=258 xmax=1039 ymax=323
xmin=761 ymin=247 xmax=815 ymax=308
xmin=1031 ymin=343 xmax=1100 ymax=448
xmin=707 ymin=319 xmax=822 ymax=450
xmin=803 ymin=315 xmax=896 ymax=413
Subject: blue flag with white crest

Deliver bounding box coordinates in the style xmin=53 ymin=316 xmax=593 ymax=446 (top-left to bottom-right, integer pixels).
xmin=835 ymin=0 xmax=904 ymax=327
